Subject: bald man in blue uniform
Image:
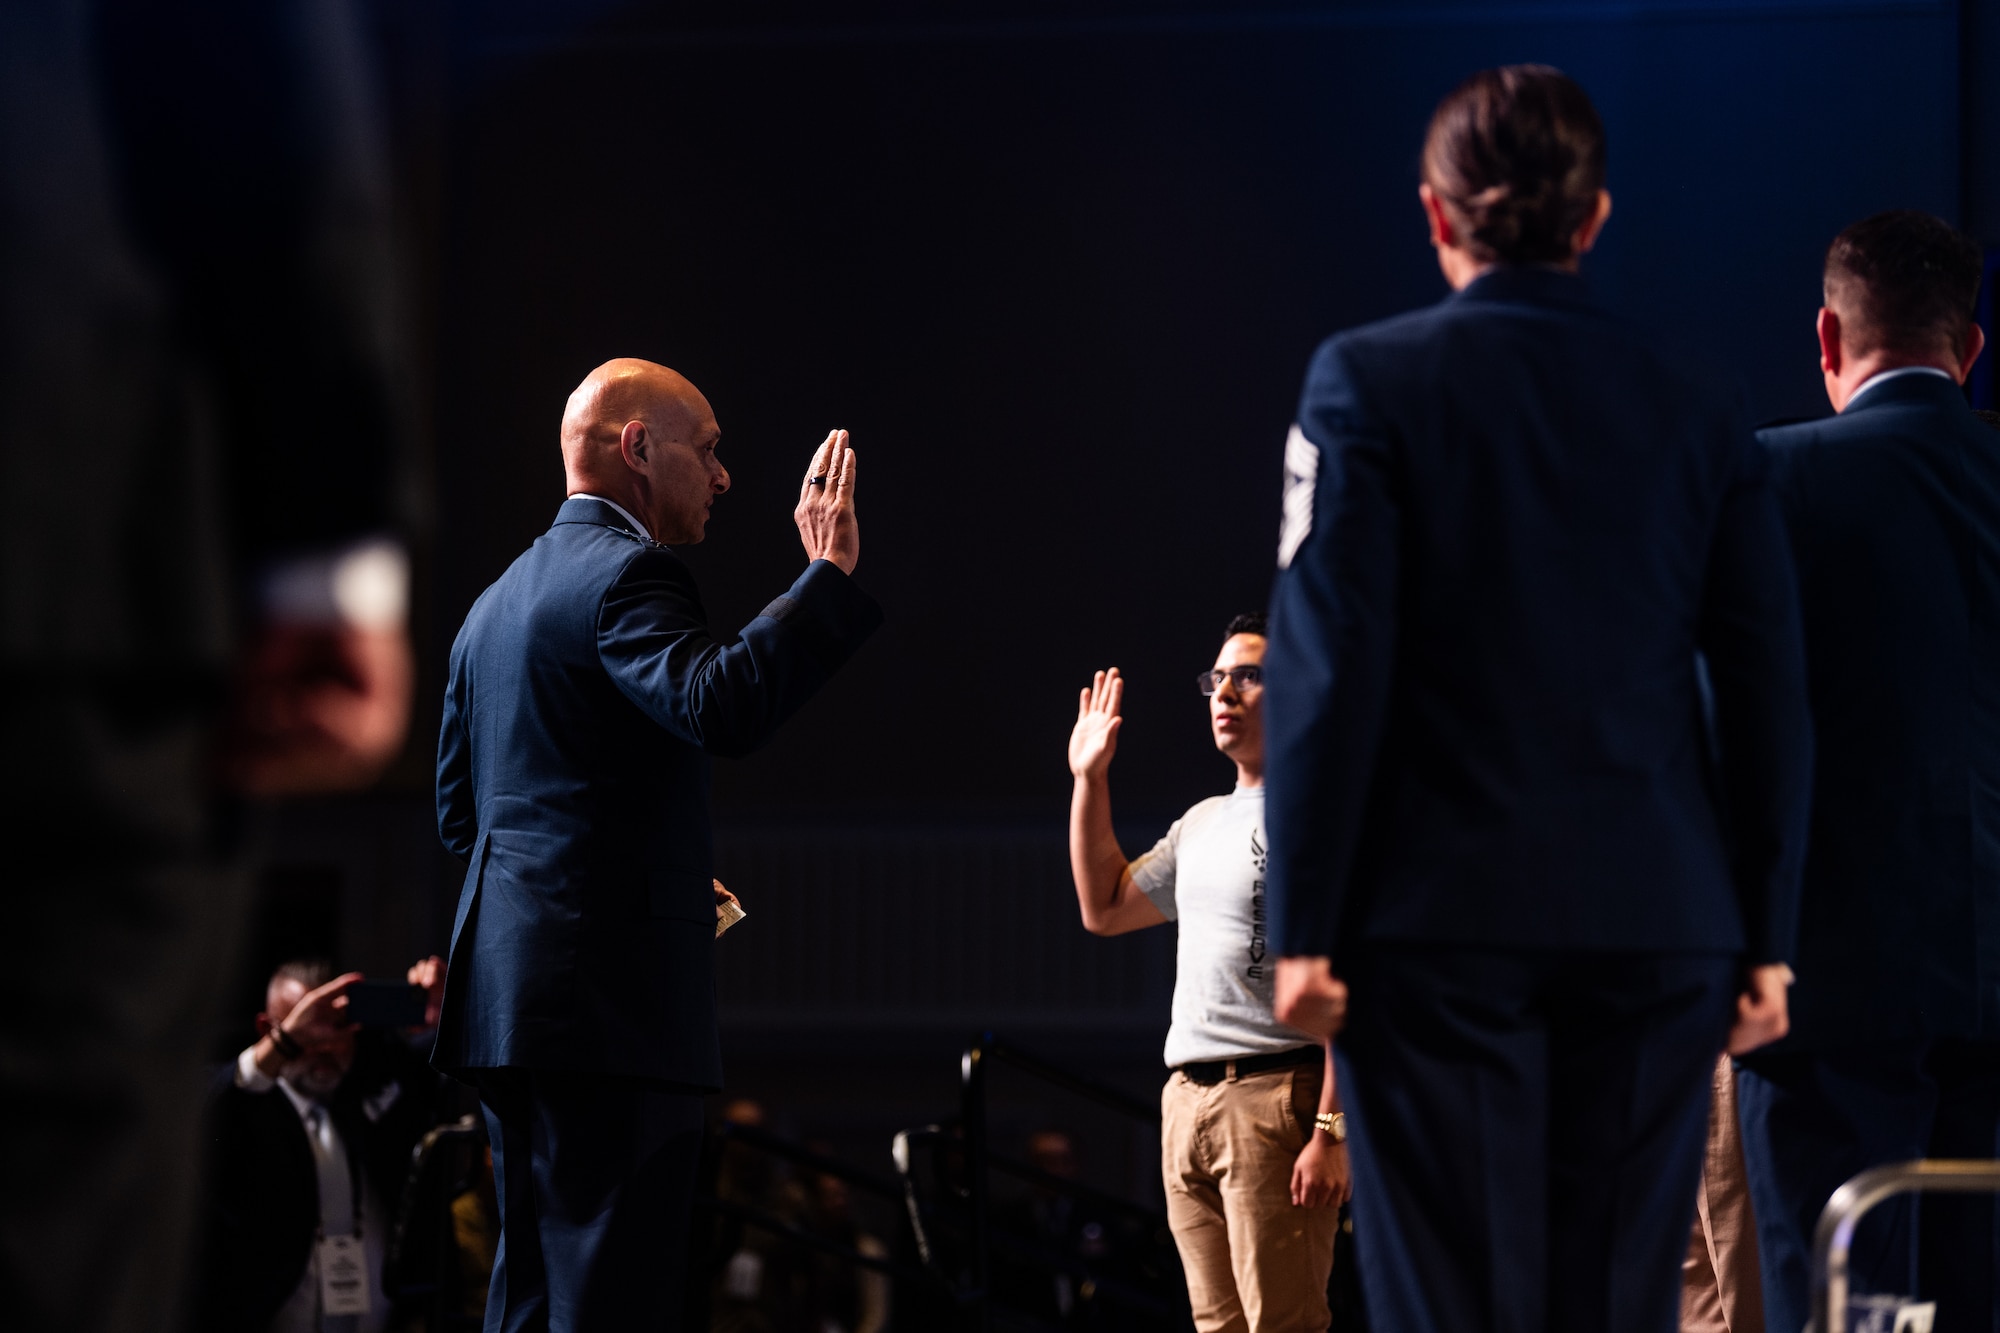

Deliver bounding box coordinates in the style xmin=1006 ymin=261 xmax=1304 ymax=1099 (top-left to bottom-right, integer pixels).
xmin=435 ymin=360 xmax=881 ymax=1330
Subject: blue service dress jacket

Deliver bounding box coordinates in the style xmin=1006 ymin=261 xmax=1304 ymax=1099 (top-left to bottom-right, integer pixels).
xmin=434 ymin=496 xmax=883 ymax=1086
xmin=1759 ymin=372 xmax=2000 ymax=1047
xmin=1265 ymin=265 xmax=1813 ymax=965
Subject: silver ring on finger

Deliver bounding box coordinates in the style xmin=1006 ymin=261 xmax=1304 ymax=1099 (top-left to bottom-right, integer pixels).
xmin=808 ymin=475 xmax=828 ymax=487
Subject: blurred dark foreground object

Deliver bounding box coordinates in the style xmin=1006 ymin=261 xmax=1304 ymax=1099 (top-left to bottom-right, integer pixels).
xmin=0 ymin=1 xmax=414 ymax=1328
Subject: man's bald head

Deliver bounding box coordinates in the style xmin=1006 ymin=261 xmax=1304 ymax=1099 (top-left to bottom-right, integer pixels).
xmin=561 ymin=358 xmax=728 ymax=544
xmin=562 ymin=359 xmax=709 ymax=484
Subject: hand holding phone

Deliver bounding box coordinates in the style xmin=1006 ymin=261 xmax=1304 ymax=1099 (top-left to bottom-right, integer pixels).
xmin=343 ymin=979 xmax=429 ymax=1029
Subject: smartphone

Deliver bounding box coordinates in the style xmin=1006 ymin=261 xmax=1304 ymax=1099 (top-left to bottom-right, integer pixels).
xmin=344 ymin=980 xmax=428 ymax=1029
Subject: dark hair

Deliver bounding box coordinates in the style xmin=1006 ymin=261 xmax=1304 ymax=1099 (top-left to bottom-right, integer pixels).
xmin=1224 ymin=612 xmax=1267 ymax=641
xmin=1824 ymin=211 xmax=1983 ymax=359
xmin=270 ymin=958 xmax=336 ymax=992
xmin=1421 ymin=65 xmax=1606 ymax=265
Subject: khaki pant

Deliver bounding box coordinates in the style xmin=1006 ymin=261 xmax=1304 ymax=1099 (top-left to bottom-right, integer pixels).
xmin=1162 ymin=1062 xmax=1342 ymax=1333
xmin=1682 ymin=1054 xmax=1765 ymax=1333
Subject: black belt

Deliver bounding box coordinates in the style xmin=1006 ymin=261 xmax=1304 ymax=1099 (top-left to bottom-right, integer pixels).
xmin=1174 ymin=1045 xmax=1321 ymax=1086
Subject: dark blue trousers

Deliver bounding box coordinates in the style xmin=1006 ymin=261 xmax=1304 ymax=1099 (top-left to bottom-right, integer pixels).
xmin=1336 ymin=947 xmax=1736 ymax=1333
xmin=475 ymin=1070 xmax=707 ymax=1333
xmin=1737 ymin=1041 xmax=2000 ymax=1333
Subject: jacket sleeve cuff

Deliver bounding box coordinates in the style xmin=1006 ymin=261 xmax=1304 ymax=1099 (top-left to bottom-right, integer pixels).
xmin=754 ymin=560 xmax=884 ymax=668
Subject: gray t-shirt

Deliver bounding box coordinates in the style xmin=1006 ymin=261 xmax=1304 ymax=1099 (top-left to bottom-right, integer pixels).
xmin=1128 ymin=785 xmax=1306 ymax=1067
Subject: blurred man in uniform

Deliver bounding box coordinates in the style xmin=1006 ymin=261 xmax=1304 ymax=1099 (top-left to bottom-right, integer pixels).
xmin=0 ymin=3 xmax=414 ymax=1328
xmin=1264 ymin=67 xmax=1810 ymax=1333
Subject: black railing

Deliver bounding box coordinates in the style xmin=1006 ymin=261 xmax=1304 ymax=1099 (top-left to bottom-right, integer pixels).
xmin=894 ymin=1126 xmax=1188 ymax=1331
xmin=385 ymin=1113 xmax=486 ymax=1332
xmin=691 ymin=1116 xmax=963 ymax=1329
xmin=703 ymin=1119 xmax=934 ymax=1281
xmin=375 ymin=1041 xmax=1196 ymax=1330
xmin=934 ymin=1032 xmax=1192 ymax=1332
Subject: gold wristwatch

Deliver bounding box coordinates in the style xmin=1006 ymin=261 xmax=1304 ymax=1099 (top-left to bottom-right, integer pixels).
xmin=1314 ymin=1111 xmax=1347 ymax=1143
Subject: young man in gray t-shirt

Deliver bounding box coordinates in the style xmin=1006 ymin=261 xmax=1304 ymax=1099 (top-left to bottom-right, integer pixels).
xmin=1067 ymin=613 xmax=1348 ymax=1333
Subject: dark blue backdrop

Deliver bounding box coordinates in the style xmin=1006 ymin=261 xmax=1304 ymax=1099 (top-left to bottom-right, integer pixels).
xmin=224 ymin=0 xmax=2000 ymax=1195
xmin=432 ymin=0 xmax=2000 ymax=825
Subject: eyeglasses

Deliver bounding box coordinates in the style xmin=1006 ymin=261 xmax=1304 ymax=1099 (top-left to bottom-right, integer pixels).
xmin=1197 ymin=666 xmax=1263 ymax=696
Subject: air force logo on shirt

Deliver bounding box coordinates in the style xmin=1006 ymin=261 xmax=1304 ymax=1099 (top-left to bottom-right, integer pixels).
xmin=1277 ymin=424 xmax=1318 ymax=569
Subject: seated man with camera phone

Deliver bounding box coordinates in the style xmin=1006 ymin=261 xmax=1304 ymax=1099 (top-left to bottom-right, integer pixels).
xmin=188 ymin=957 xmax=452 ymax=1332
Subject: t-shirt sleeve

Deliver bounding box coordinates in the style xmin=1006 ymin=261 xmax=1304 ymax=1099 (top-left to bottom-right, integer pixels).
xmin=1126 ymin=818 xmax=1182 ymax=922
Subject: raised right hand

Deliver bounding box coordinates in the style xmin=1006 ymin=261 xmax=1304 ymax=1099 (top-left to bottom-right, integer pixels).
xmin=794 ymin=429 xmax=859 ymax=574
xmin=278 ymin=971 xmax=365 ymax=1053
xmin=407 ymin=956 xmax=445 ymax=1029
xmin=1068 ymin=668 xmax=1124 ymax=780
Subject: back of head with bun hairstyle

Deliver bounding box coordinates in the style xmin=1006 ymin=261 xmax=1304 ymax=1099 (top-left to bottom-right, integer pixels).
xmin=1421 ymin=65 xmax=1607 ymax=266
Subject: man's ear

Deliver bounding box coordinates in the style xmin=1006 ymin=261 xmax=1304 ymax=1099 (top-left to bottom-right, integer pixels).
xmin=619 ymin=419 xmax=649 ymax=469
xmin=1817 ymin=307 xmax=1843 ymax=376
xmin=1957 ymin=321 xmax=1987 ymax=383
xmin=1572 ymin=189 xmax=1612 ymax=255
xmin=1419 ymin=183 xmax=1454 ymax=250
xmin=255 ymin=1013 xmax=273 ymax=1037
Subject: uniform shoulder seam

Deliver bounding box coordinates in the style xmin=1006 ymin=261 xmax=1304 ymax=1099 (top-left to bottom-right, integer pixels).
xmin=594 ymin=538 xmax=686 ymax=637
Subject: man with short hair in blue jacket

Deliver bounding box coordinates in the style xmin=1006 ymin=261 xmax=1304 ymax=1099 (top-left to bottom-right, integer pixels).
xmin=1742 ymin=211 xmax=2000 ymax=1333
xmin=434 ymin=358 xmax=882 ymax=1330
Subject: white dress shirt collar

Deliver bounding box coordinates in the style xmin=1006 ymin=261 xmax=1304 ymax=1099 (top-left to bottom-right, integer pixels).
xmin=276 ymin=1076 xmax=318 ymax=1122
xmin=1845 ymin=364 xmax=1953 ymax=411
xmin=569 ymin=492 xmax=653 ymax=543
